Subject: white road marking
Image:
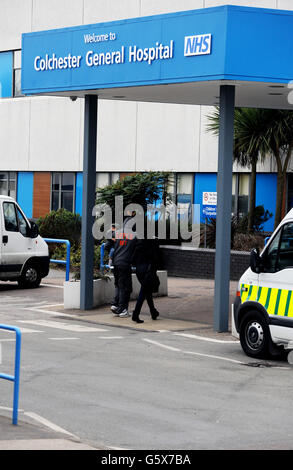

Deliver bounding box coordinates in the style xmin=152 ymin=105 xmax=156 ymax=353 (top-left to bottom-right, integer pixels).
xmin=22 ymin=306 xmax=82 ymax=320
xmin=49 ymin=337 xmax=80 ymax=341
xmin=18 ymin=327 xmax=44 ymax=334
xmin=24 ymin=412 xmax=78 ymax=438
xmin=40 ymin=304 xmax=64 ymax=308
xmin=174 ymin=332 xmax=239 ymax=344
xmin=17 ymin=319 xmax=109 ymax=333
xmin=0 ymin=405 xmax=24 ymax=412
xmin=41 ymin=283 xmax=63 ymax=289
xmin=143 ymin=338 xmax=181 ymax=352
xmin=98 ymin=336 xmax=124 ymax=339
xmin=143 ymin=338 xmax=245 ymax=365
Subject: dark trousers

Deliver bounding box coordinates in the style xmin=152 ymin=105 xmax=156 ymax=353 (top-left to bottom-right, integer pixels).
xmin=133 ymin=268 xmax=155 ymax=315
xmin=113 ymin=266 xmax=132 ymax=311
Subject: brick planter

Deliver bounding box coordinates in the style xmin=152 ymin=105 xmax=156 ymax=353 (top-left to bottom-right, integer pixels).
xmin=160 ymin=246 xmax=250 ymax=281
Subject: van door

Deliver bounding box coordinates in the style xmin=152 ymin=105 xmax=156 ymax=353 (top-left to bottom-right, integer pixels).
xmin=1 ymin=201 xmax=34 ymax=278
xmin=258 ymin=222 xmax=293 ymax=320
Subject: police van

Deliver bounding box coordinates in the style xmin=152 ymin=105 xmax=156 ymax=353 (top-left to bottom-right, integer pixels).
xmin=0 ymin=196 xmax=49 ymax=288
xmin=234 ymin=208 xmax=293 ymax=358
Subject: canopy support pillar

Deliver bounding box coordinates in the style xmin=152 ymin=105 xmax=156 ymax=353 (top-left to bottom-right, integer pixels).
xmin=213 ymin=85 xmax=235 ymax=332
xmin=80 ymin=95 xmax=98 ymax=310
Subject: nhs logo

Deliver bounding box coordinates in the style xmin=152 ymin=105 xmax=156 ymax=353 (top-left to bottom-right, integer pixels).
xmin=184 ymin=34 xmax=212 ymax=56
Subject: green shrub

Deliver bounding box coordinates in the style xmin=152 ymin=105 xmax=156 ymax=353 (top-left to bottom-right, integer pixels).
xmin=37 ymin=209 xmax=81 ymax=247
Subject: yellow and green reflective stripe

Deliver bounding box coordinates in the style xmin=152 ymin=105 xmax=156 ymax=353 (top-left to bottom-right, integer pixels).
xmin=240 ymin=284 xmax=293 ymax=318
xmin=285 ymin=290 xmax=292 ymax=317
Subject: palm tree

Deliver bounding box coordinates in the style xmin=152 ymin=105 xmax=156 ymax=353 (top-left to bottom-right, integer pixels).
xmin=206 ymin=108 xmax=293 ymax=231
xmin=262 ymin=110 xmax=293 ymax=228
xmin=206 ymin=107 xmax=266 ymax=232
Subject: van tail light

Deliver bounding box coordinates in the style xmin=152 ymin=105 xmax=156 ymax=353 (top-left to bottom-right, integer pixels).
xmin=236 ymin=290 xmax=241 ymax=297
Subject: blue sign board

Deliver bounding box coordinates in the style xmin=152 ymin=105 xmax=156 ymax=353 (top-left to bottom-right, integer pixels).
xmin=21 ymin=5 xmax=293 ymax=96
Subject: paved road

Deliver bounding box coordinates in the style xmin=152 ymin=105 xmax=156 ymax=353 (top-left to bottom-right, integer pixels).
xmin=0 ymin=276 xmax=292 ymax=450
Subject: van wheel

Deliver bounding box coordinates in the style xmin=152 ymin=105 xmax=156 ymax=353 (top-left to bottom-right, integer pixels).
xmin=18 ymin=263 xmax=41 ymax=288
xmin=239 ymin=310 xmax=272 ymax=359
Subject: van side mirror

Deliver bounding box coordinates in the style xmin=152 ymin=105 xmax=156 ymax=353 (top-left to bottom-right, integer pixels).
xmin=250 ymin=248 xmax=261 ymax=273
xmin=29 ymin=221 xmax=39 ymax=238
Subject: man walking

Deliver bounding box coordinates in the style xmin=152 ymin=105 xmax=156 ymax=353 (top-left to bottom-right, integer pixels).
xmin=111 ymin=215 xmax=137 ymax=317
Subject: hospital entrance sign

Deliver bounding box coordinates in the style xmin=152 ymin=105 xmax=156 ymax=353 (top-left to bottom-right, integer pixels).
xmin=21 ymin=5 xmax=293 ymax=331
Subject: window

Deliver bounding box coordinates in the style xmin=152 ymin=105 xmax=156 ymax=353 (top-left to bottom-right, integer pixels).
xmin=232 ymin=174 xmax=250 ymax=218
xmin=13 ymin=69 xmax=23 ymax=97
xmin=0 ymin=172 xmax=17 ymax=199
xmin=96 ymin=173 xmax=110 ymax=189
xmin=277 ymin=223 xmax=293 ymax=271
xmin=3 ymin=201 xmax=30 ymax=236
xmin=262 ymin=223 xmax=293 ymax=273
xmin=262 ymin=229 xmax=281 ymax=273
xmin=176 ymin=173 xmax=193 ymax=220
xmin=51 ymin=173 xmax=75 ymax=212
xmin=16 ymin=206 xmax=29 ymax=237
xmin=13 ymin=50 xmax=23 ymax=97
xmin=96 ymin=172 xmax=120 ymax=190
xmin=3 ymin=202 xmax=18 ymax=232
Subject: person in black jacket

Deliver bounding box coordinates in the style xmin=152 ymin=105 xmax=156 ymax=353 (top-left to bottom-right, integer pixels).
xmin=131 ymin=237 xmax=160 ymax=324
xmin=111 ymin=216 xmax=137 ymax=318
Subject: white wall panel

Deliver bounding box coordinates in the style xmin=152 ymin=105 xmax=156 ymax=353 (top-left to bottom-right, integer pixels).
xmin=141 ymin=0 xmax=204 ymax=16
xmin=83 ymin=0 xmax=140 ymax=24
xmin=276 ymin=1 xmax=293 ymax=10
xmin=204 ymin=0 xmax=277 ymax=8
xmin=136 ymin=102 xmax=200 ymax=172
xmin=0 ymin=98 xmax=30 ymax=170
xmin=96 ymin=100 xmax=137 ymax=171
xmin=0 ymin=0 xmax=32 ymax=51
xmin=32 ymin=0 xmax=83 ymax=31
xmin=29 ymin=97 xmax=81 ymax=171
xmin=198 ymin=106 xmax=218 ymax=172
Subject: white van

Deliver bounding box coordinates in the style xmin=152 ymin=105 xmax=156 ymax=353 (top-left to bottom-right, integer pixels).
xmin=234 ymin=208 xmax=293 ymax=358
xmin=0 ymin=196 xmax=49 ymax=288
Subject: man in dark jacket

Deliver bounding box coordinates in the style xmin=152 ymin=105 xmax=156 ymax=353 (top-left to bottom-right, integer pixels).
xmin=111 ymin=216 xmax=137 ymax=317
xmin=131 ymin=237 xmax=160 ymax=323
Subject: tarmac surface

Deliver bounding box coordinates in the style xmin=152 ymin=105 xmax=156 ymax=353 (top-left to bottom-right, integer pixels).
xmin=0 ymin=272 xmax=238 ymax=450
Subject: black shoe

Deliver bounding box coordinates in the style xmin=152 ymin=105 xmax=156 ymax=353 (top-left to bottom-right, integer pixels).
xmin=151 ymin=309 xmax=159 ymax=320
xmin=132 ymin=312 xmax=144 ymax=324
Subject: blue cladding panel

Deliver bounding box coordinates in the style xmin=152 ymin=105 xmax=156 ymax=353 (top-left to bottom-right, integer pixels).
xmin=17 ymin=172 xmax=34 ymax=218
xmin=75 ymin=172 xmax=83 ymax=216
xmin=226 ymin=7 xmax=293 ymax=82
xmin=0 ymin=52 xmax=13 ymax=98
xmin=194 ymin=173 xmax=217 ymax=223
xmin=195 ymin=172 xmax=277 ymax=230
xmin=255 ymin=173 xmax=277 ymax=232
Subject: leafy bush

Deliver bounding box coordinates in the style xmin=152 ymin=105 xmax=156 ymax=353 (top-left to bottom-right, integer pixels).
xmin=200 ymin=211 xmax=268 ymax=251
xmin=200 ymin=216 xmax=239 ymax=249
xmin=236 ymin=206 xmax=272 ymax=233
xmin=233 ymin=233 xmax=265 ymax=252
xmin=96 ymin=172 xmax=173 ymax=214
xmin=50 ymin=241 xmax=102 ymax=280
xmin=37 ymin=209 xmax=81 ymax=247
